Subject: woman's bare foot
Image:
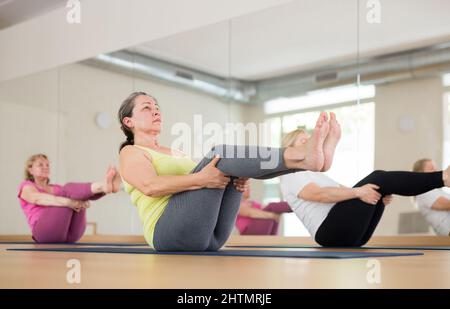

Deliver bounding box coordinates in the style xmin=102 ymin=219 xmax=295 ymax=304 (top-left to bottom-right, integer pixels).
xmin=90 ymin=166 xmax=118 ymax=194
xmin=284 ymin=112 xmax=329 ymax=171
xmin=444 ymin=166 xmax=450 ymax=187
xmin=103 ymin=166 xmax=116 ymax=194
xmin=112 ymin=167 xmax=121 ymax=193
xmin=321 ymin=112 xmax=341 ymax=172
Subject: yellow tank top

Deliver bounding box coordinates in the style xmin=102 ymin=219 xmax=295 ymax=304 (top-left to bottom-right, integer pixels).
xmin=122 ymin=145 xmax=197 ymax=248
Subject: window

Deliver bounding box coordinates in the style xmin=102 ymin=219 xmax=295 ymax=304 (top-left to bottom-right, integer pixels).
xmin=264 ymin=84 xmax=375 ymax=115
xmin=443 ymin=92 xmax=450 ymax=169
xmin=443 ymin=91 xmax=450 ymax=195
xmin=443 ymin=73 xmax=450 ymax=87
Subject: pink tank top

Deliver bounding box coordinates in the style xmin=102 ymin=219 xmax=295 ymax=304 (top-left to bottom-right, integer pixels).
xmin=18 ymin=180 xmax=63 ymax=230
xmin=235 ymin=200 xmax=262 ymax=233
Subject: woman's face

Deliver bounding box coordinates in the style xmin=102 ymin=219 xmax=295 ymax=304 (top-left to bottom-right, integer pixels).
xmin=123 ymin=95 xmax=162 ymax=135
xmin=423 ymin=160 xmax=437 ymax=172
xmin=293 ymin=131 xmax=311 ymax=147
xmin=29 ymin=157 xmax=50 ymax=180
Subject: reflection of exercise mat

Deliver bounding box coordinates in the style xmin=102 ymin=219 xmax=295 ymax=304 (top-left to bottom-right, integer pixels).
xmin=7 ymin=247 xmax=423 ymax=259
xmin=226 ymin=245 xmax=450 ymax=251
xmin=0 ymin=241 xmax=147 ymax=246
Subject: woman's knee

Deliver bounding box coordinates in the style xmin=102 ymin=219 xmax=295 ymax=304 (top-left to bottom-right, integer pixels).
xmin=364 ymin=170 xmax=386 ymax=185
xmin=59 ymin=183 xmax=81 ymax=198
xmin=370 ymin=170 xmax=386 ymax=179
xmin=208 ymin=144 xmax=226 ymax=158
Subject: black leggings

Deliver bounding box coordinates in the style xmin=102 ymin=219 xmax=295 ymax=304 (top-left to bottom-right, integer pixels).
xmin=315 ymin=170 xmax=444 ymax=247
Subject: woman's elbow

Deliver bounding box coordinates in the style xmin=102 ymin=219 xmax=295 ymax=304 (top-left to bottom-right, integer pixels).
xmin=300 ymin=191 xmax=326 ymax=203
xmin=27 ymin=195 xmax=40 ymax=205
xmin=143 ymin=185 xmax=166 ymax=197
xmin=317 ymin=193 xmax=333 ymax=203
xmin=143 ymin=188 xmax=159 ymax=197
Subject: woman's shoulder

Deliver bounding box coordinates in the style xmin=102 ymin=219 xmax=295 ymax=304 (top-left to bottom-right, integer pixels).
xmin=18 ymin=180 xmax=35 ymax=190
xmin=120 ymin=144 xmax=142 ymax=154
xmin=18 ymin=180 xmax=36 ymax=199
xmin=119 ymin=146 xmax=154 ymax=178
xmin=120 ymin=145 xmax=152 ymax=159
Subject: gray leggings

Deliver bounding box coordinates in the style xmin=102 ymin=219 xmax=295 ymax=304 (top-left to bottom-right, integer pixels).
xmin=153 ymin=144 xmax=300 ymax=251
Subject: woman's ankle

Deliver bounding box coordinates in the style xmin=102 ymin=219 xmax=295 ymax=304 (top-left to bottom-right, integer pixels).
xmin=90 ymin=182 xmax=105 ymax=194
xmin=282 ymin=147 xmax=305 ymax=169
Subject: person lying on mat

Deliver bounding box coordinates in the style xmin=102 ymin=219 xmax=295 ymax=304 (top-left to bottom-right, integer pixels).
xmin=236 ymin=183 xmax=291 ymax=235
xmin=118 ymin=91 xmax=340 ymax=251
xmin=18 ymin=154 xmax=121 ymax=243
xmin=280 ymin=124 xmax=450 ymax=247
xmin=412 ymin=159 xmax=450 ymax=236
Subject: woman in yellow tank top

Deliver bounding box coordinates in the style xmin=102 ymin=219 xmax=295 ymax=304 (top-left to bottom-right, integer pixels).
xmin=118 ymin=92 xmax=340 ymax=251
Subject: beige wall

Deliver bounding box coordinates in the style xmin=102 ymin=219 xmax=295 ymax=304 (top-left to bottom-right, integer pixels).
xmin=0 ymin=63 xmax=244 ymax=235
xmin=0 ymin=69 xmax=61 ymax=234
xmin=373 ymin=77 xmax=444 ymax=235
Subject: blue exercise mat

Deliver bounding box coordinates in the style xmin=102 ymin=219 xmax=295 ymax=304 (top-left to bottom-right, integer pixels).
xmin=6 ymin=247 xmax=423 ymax=259
xmin=226 ymin=244 xmax=450 ymax=251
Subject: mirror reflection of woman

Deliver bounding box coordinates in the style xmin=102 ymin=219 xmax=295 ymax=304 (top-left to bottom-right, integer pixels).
xmin=280 ymin=125 xmax=450 ymax=247
xmin=413 ymin=159 xmax=450 ymax=236
xmin=18 ymin=154 xmax=121 ymax=243
xmin=236 ymin=184 xmax=292 ymax=235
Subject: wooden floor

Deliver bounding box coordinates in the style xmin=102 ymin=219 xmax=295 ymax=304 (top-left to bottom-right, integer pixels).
xmin=1 ymin=235 xmax=449 ymax=288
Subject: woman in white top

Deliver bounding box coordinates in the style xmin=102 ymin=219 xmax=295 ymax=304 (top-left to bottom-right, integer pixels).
xmin=281 ymin=114 xmax=450 ymax=247
xmin=413 ymin=159 xmax=450 ymax=236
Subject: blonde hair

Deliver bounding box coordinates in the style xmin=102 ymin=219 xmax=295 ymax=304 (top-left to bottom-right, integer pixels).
xmin=24 ymin=154 xmax=49 ymax=182
xmin=281 ymin=127 xmax=308 ymax=148
xmin=412 ymin=158 xmax=432 ymax=172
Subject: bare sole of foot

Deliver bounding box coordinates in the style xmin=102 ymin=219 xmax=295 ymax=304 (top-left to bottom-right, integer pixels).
xmin=104 ymin=166 xmax=115 ymax=194
xmin=284 ymin=112 xmax=329 ymax=171
xmin=322 ymin=112 xmax=341 ymax=172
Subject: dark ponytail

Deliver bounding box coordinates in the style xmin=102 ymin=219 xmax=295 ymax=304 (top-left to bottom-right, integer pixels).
xmin=118 ymin=91 xmax=158 ymax=152
xmin=120 ymin=128 xmax=135 ymax=151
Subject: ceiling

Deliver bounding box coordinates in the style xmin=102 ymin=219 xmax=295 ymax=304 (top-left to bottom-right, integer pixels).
xmin=2 ymin=0 xmax=450 ymax=81
xmin=134 ymin=0 xmax=450 ymax=80
xmin=0 ymin=0 xmax=66 ymax=30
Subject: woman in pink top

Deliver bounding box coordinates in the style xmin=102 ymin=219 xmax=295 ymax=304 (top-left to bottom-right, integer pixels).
xmin=18 ymin=154 xmax=121 ymax=243
xmin=236 ymin=184 xmax=292 ymax=235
